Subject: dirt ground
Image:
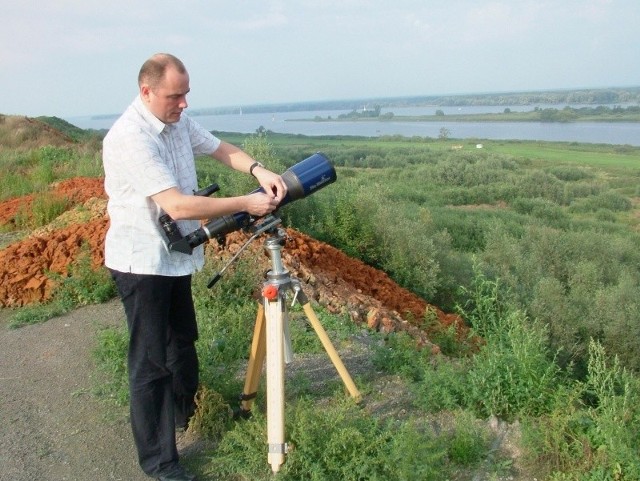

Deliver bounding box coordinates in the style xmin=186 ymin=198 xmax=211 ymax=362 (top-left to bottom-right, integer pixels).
xmin=0 ymin=299 xmax=151 ymax=481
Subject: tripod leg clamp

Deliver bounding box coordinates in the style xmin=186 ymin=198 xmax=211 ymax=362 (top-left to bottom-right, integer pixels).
xmin=269 ymin=443 xmax=288 ymax=454
xmin=239 ymin=392 xmax=257 ymax=401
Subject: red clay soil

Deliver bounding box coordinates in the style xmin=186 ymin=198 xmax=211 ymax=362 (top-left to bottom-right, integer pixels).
xmin=0 ymin=177 xmax=105 ymax=227
xmin=0 ymin=177 xmax=464 ymax=350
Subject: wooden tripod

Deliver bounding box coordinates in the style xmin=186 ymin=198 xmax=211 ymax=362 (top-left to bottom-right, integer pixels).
xmin=236 ymin=229 xmax=361 ymax=473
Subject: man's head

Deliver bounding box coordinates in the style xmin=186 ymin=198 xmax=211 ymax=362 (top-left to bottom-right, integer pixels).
xmin=138 ymin=53 xmax=190 ymax=124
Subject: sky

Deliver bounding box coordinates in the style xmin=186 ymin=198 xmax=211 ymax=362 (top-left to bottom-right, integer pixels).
xmin=1 ymin=0 xmax=638 ymax=118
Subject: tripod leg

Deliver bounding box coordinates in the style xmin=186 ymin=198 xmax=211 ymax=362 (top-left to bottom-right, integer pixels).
xmin=265 ymin=296 xmax=287 ymax=473
xmin=301 ymin=302 xmax=362 ymax=402
xmin=238 ymin=302 xmax=267 ymax=417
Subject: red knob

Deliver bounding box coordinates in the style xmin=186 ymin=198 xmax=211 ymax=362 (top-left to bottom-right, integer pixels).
xmin=262 ymin=284 xmax=279 ymax=300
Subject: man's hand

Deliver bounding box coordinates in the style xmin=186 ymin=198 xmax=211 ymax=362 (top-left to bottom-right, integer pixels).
xmin=244 ymin=191 xmax=281 ymax=217
xmin=252 ymin=167 xmax=288 ymax=203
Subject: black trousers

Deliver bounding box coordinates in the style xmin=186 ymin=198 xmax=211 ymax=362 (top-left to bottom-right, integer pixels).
xmin=110 ymin=270 xmax=199 ymax=477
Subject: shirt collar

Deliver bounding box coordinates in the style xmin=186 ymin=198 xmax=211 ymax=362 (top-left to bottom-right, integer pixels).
xmin=133 ymin=95 xmax=168 ymax=136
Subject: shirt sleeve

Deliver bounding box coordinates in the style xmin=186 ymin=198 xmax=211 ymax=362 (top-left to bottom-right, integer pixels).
xmin=185 ymin=115 xmax=221 ymax=156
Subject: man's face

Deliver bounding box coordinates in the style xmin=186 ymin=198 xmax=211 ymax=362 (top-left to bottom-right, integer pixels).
xmin=141 ymin=66 xmax=190 ymax=124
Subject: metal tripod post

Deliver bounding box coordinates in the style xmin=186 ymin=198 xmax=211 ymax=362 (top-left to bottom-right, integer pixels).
xmin=237 ymin=227 xmax=362 ymax=474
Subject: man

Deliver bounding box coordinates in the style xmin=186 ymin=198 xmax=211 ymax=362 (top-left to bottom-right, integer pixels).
xmin=103 ymin=53 xmax=287 ymax=481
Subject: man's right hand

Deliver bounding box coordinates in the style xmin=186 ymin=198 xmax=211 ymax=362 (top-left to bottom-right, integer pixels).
xmin=244 ymin=192 xmax=280 ymax=217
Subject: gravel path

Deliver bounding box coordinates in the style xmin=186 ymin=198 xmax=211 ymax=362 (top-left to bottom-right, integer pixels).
xmin=0 ymin=299 xmax=149 ymax=481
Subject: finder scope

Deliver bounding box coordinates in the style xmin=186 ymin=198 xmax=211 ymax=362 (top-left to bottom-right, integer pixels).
xmin=161 ymin=152 xmax=336 ymax=255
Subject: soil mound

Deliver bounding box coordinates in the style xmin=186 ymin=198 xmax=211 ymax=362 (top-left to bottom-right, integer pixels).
xmin=0 ymin=176 xmax=463 ymax=348
xmin=0 ymin=114 xmax=75 ymax=150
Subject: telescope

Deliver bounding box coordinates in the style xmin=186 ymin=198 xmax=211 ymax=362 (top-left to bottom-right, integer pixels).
xmin=160 ymin=152 xmax=336 ymax=255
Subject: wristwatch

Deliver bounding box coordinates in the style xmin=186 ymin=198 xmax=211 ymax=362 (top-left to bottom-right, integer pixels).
xmin=249 ymin=161 xmax=264 ymax=177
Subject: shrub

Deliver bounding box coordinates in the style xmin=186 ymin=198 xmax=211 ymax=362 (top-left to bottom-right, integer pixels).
xmin=192 ymin=255 xmax=263 ymax=396
xmin=188 ymin=385 xmax=233 ymax=441
xmin=317 ymin=182 xmax=382 ymax=264
xmin=516 ymin=170 xmax=565 ymax=204
xmin=547 ymin=165 xmax=593 ymax=182
xmin=564 ymin=181 xmax=605 ymax=204
xmin=53 ymin=244 xmax=116 ymax=310
xmin=524 ymin=340 xmax=640 ymax=479
xmin=372 ymin=204 xmax=444 ymax=300
xmin=447 ymin=410 xmax=491 ymax=465
xmin=510 ymin=197 xmax=569 ymax=226
xmin=570 ymin=190 xmax=632 ymax=213
xmin=372 ymin=331 xmax=432 ymax=381
xmin=458 ymin=268 xmax=562 ymax=419
xmin=412 ymin=356 xmax=470 ymax=412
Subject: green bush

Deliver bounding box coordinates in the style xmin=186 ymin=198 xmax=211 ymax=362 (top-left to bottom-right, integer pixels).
xmin=188 ymin=386 xmax=233 ymax=441
xmin=192 ymin=255 xmax=263 ymax=396
xmin=564 ymin=181 xmax=605 ymax=204
xmin=516 ymin=170 xmax=566 ymax=204
xmin=464 ymin=308 xmax=561 ymax=419
xmin=282 ymin=398 xmax=392 ymax=480
xmin=570 ymin=190 xmax=632 ymax=213
xmin=524 ymin=340 xmax=640 ymax=479
xmin=12 ymin=192 xmax=70 ymax=229
xmin=53 ymin=245 xmax=116 ymax=310
xmin=447 ymin=410 xmax=491 ymax=465
xmin=313 ymin=181 xmax=382 ymax=264
xmin=547 ymin=165 xmax=594 ymax=182
xmin=0 ymin=145 xmax=102 ymax=201
xmin=372 ymin=331 xmax=432 ymax=381
xmin=510 ymin=197 xmax=569 ymax=226
xmin=371 ymin=204 xmax=445 ymax=300
xmin=205 ymin=410 xmax=272 ymax=480
xmin=412 ymin=356 xmax=470 ymax=412
xmin=209 ymin=398 xmax=447 ymax=481
xmin=458 ymin=269 xmax=562 ymax=419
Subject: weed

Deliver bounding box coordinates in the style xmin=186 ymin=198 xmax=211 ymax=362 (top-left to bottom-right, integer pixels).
xmin=188 ymin=386 xmax=233 ymax=441
xmin=92 ymin=325 xmax=129 ymax=406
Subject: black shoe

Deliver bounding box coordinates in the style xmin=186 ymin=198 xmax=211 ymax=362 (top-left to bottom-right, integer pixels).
xmin=156 ymin=464 xmax=198 ymax=481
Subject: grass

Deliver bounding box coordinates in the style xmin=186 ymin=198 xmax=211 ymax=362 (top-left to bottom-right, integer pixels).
xmin=486 ymin=141 xmax=640 ymax=169
xmin=0 ymin=144 xmax=103 ymax=202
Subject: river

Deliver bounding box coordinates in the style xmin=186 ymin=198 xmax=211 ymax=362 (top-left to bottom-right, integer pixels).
xmin=65 ymin=105 xmax=640 ymax=146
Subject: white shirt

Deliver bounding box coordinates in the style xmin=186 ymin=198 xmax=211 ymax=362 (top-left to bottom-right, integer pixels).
xmin=103 ymin=96 xmax=221 ymax=275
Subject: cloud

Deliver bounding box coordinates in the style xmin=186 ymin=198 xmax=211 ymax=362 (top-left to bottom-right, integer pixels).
xmin=233 ymin=12 xmax=289 ymax=31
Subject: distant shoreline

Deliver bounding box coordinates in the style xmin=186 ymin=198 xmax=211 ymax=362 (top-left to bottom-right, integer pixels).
xmin=89 ymin=86 xmax=640 ymax=121
xmin=294 ymin=110 xmax=640 ymax=123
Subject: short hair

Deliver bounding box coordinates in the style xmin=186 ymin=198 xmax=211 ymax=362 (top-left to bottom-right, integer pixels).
xmin=138 ymin=53 xmax=187 ymax=88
